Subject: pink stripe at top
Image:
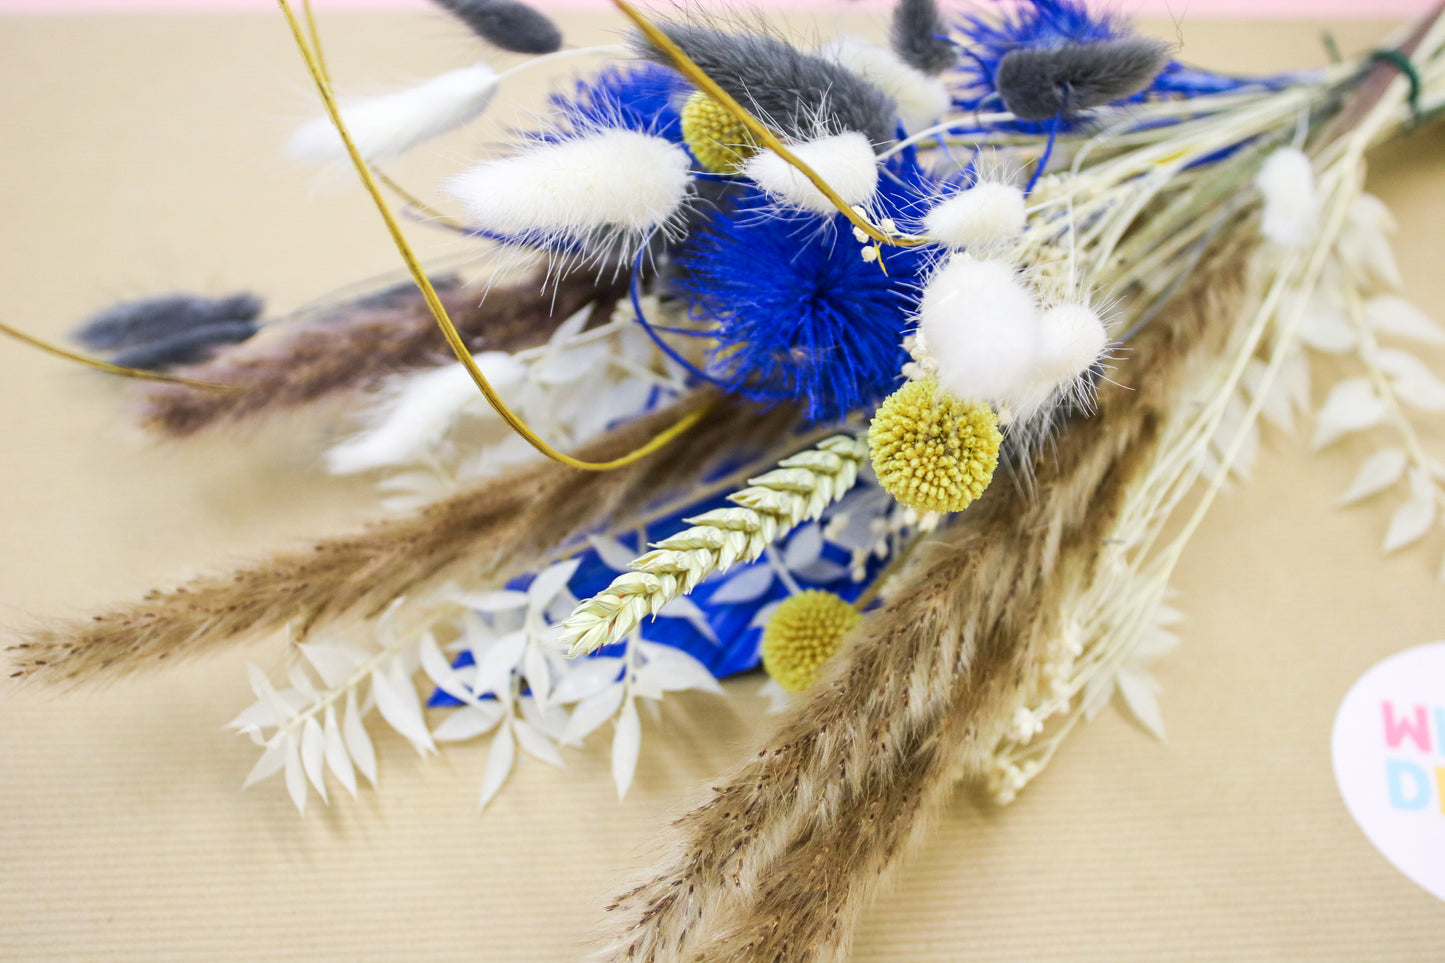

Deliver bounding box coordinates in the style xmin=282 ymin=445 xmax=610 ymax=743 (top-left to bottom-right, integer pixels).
xmin=0 ymin=0 xmax=1435 ymax=15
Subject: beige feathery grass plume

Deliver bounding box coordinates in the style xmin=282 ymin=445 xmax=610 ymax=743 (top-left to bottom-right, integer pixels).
xmin=7 ymin=392 xmax=810 ymax=686
xmin=594 ymin=251 xmax=1248 ymax=963
xmin=139 ymin=270 xmax=620 ymax=437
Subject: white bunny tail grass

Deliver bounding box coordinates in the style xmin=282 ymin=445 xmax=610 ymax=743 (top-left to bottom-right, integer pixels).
xmin=287 ymin=62 xmax=499 ymax=164
xmin=923 ymin=180 xmax=1028 ymax=250
xmin=1031 ymin=303 xmax=1109 ymax=384
xmin=915 ymin=253 xmax=1041 ymax=406
xmin=325 ymin=350 xmax=525 ymax=475
xmin=1255 ymin=146 xmax=1319 ymax=250
xmin=743 ymin=131 xmax=880 ymax=214
xmin=823 ymin=37 xmax=951 ymax=134
xmin=447 ymin=129 xmax=694 ymax=260
xmin=594 ymin=251 xmax=1249 ymax=963
xmin=1000 ymin=301 xmax=1113 ymax=422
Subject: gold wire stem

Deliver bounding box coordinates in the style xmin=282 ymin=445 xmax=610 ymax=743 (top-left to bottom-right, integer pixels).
xmin=0 ymin=318 xmax=237 ymax=391
xmin=610 ymin=0 xmax=927 ymax=249
xmin=277 ymin=0 xmax=707 ymax=471
xmin=300 ymin=1 xmax=470 ymax=233
xmin=370 ymin=167 xmax=472 ymax=232
xmin=302 ymin=0 xmax=329 ymax=81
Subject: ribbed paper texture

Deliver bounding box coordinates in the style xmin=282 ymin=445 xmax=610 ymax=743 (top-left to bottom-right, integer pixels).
xmin=0 ymin=13 xmax=1441 ymax=960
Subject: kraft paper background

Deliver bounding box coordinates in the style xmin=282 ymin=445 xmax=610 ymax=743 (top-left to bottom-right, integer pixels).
xmin=0 ymin=10 xmax=1442 ymax=961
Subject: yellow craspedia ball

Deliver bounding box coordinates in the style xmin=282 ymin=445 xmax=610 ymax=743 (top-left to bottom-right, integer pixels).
xmin=761 ymin=590 xmax=862 ymax=693
xmin=680 ymin=90 xmax=757 ymax=173
xmin=868 ymin=378 xmax=1001 ymax=515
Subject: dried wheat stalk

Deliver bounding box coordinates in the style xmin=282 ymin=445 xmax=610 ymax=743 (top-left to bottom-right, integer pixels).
xmin=562 ymin=436 xmax=867 ymax=655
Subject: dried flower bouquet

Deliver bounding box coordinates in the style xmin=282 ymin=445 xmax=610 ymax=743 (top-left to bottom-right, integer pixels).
xmin=6 ymin=0 xmax=1445 ymax=959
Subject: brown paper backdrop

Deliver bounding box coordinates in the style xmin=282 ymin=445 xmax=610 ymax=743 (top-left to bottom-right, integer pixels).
xmin=0 ymin=11 xmax=1442 ymax=961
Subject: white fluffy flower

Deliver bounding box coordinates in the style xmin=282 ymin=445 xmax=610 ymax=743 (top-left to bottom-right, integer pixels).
xmin=923 ymin=181 xmax=1028 ymax=249
xmin=1008 ymin=302 xmax=1108 ymax=410
xmin=916 ymin=254 xmax=1041 ymax=404
xmin=743 ymin=131 xmax=879 ymax=214
xmin=448 ymin=129 xmax=693 ymax=245
xmin=822 ymin=38 xmax=951 ymax=134
xmin=1031 ymin=303 xmax=1107 ymax=383
xmin=326 ymin=351 xmax=526 ymax=475
xmin=1255 ymin=147 xmax=1317 ymax=249
xmin=288 ymin=63 xmax=499 ymax=164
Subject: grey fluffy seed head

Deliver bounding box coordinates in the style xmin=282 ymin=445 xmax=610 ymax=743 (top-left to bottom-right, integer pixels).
xmin=73 ymin=292 xmax=263 ymax=352
xmin=430 ymin=0 xmax=562 ymax=55
xmin=890 ymin=0 xmax=955 ymax=75
xmin=630 ymin=21 xmax=898 ymax=150
xmin=109 ymin=321 xmax=259 ymax=371
xmin=996 ymin=37 xmax=1172 ymax=121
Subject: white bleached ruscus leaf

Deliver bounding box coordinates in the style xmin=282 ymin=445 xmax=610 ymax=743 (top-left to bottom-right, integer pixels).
xmin=1366 ymin=294 xmax=1445 ymax=345
xmin=1311 ymin=377 xmax=1387 ymax=450
xmin=1382 ymin=469 xmax=1438 ymax=554
xmin=479 ymin=723 xmax=516 ymax=809
xmin=1338 ymin=448 xmax=1408 ymax=506
xmin=611 ymin=699 xmax=642 ymax=800
xmin=344 ymin=689 xmax=378 ymax=788
xmin=370 ymin=660 xmax=436 ymax=753
xmin=323 ymin=705 xmax=358 ymax=799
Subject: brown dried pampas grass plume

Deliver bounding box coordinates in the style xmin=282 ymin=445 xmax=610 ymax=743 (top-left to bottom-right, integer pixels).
xmin=595 ymin=250 xmax=1249 ymax=963
xmin=139 ymin=269 xmax=621 ymax=437
xmin=8 ymin=391 xmax=808 ymax=686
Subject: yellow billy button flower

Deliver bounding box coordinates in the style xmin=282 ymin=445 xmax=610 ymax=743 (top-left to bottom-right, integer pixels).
xmin=868 ymin=377 xmax=1001 ymax=514
xmin=680 ymin=90 xmax=758 ymax=173
xmin=762 ymin=590 xmax=863 ymax=693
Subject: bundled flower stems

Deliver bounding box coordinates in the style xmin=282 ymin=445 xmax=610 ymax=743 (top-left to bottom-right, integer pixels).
xmin=8 ymin=0 xmax=1445 ymax=959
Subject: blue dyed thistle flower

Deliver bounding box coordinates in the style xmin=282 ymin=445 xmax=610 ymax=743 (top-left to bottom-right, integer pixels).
xmin=669 ymin=165 xmax=940 ymax=423
xmin=542 ymin=62 xmax=690 ymax=141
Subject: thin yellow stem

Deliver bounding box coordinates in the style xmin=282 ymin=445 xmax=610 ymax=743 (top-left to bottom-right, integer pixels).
xmin=277 ymin=0 xmax=707 ymax=471
xmin=370 ymin=167 xmax=471 ymax=232
xmin=302 ymin=0 xmax=329 ymax=82
xmin=611 ymin=0 xmax=927 ymax=249
xmin=0 ymin=318 xmax=237 ymax=391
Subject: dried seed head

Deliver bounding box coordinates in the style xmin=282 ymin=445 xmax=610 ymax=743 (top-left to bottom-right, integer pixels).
xmin=681 ymin=91 xmax=758 ymax=173
xmin=868 ymin=377 xmax=1001 ymax=514
xmin=761 ymin=590 xmax=862 ymax=692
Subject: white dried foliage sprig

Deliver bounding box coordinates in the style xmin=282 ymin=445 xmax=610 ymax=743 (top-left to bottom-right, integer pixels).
xmin=233 ymin=555 xmax=727 ymax=812
xmin=560 ymin=435 xmax=868 ymax=656
xmin=988 ymin=34 xmax=1445 ymax=798
xmin=329 ymin=296 xmax=688 ymax=510
xmin=229 ymin=604 xmax=434 ymax=814
xmin=1288 ymin=200 xmax=1445 ymax=568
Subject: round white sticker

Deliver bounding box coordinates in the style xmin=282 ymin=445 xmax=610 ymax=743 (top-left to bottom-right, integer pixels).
xmin=1331 ymin=640 xmax=1445 ymax=902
